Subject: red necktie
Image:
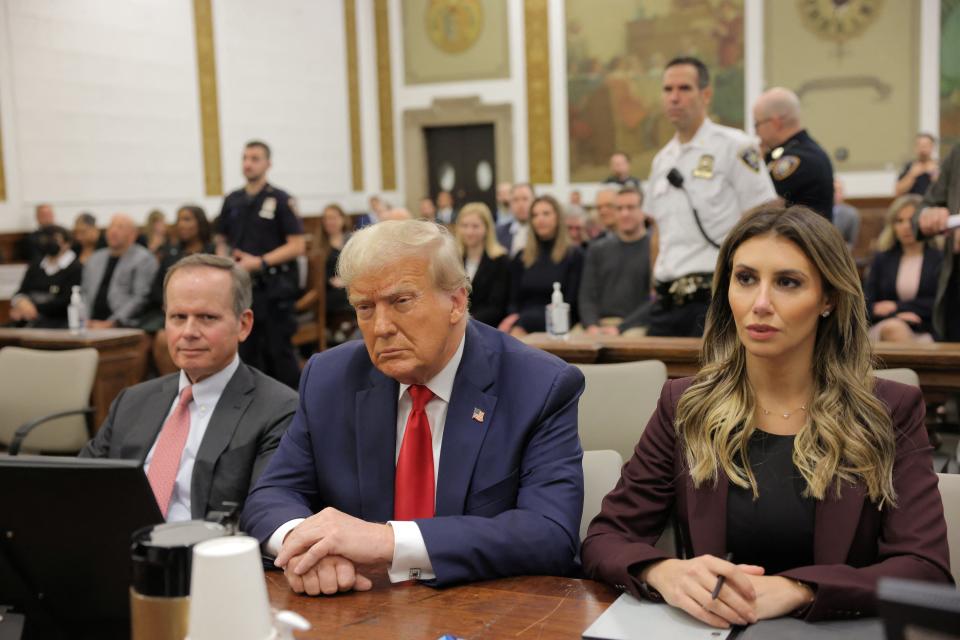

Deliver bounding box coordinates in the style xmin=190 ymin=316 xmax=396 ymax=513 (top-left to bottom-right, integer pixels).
xmin=394 ymin=385 xmax=435 ymax=520
xmin=147 ymin=386 xmax=194 ymax=518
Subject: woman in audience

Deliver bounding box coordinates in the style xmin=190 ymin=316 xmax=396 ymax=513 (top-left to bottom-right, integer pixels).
xmin=146 ymin=205 xmax=214 ymax=373
xmin=316 ymin=204 xmax=352 ymax=317
xmin=8 ymin=225 xmax=81 ymax=328
xmin=864 ymin=194 xmax=943 ymax=342
xmin=582 ymin=206 xmax=951 ymax=626
xmin=141 ymin=209 xmax=169 ymax=257
xmin=72 ymin=212 xmax=104 ymax=264
xmin=455 ymin=202 xmax=509 ymax=327
xmin=499 ymin=195 xmax=583 ymax=336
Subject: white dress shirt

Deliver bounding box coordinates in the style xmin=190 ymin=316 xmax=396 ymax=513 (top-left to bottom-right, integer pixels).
xmin=144 ymin=354 xmax=240 ymax=522
xmin=266 ymin=335 xmax=466 ymax=583
xmin=509 ymin=222 xmax=528 ymax=257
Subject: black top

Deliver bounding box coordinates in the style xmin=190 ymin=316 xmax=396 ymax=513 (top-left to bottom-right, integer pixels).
xmin=764 ymin=129 xmax=834 ymax=221
xmin=603 ymin=175 xmax=642 ymax=190
xmin=898 ymin=162 xmax=934 ymax=197
xmin=215 ymin=183 xmax=303 ymax=256
xmin=466 ymin=252 xmax=510 ymax=327
xmin=92 ymin=255 xmax=120 ymax=321
xmin=14 ymin=256 xmax=83 ymax=328
xmin=863 ymin=244 xmax=943 ymax=335
xmin=509 ymin=241 xmax=583 ymax=332
xmin=325 ymin=247 xmax=351 ymax=314
xmin=726 ymin=430 xmax=815 ymax=575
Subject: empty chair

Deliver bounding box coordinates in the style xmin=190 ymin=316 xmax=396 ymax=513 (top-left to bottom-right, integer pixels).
xmin=576 ymin=360 xmax=667 ymax=461
xmin=0 ymin=346 xmax=99 ymax=453
xmin=874 ymin=368 xmax=920 ymax=387
xmin=937 ymin=473 xmax=960 ymax=583
xmin=581 ymin=449 xmax=623 ymax=541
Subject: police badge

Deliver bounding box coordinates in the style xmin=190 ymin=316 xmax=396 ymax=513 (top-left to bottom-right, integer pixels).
xmin=692 ymin=154 xmax=715 ymax=179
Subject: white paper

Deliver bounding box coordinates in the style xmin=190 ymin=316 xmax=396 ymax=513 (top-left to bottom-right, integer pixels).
xmin=582 ymin=593 xmax=732 ymax=640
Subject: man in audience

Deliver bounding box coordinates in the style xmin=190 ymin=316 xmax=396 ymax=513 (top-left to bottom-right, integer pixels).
xmin=80 ymin=255 xmax=297 ymax=522
xmin=355 ymin=195 xmax=384 ymax=229
xmin=418 ymin=196 xmax=437 ymax=222
xmin=495 ymin=182 xmax=513 ymax=224
xmin=436 ymin=191 xmax=456 ymax=224
xmin=579 ymin=187 xmax=652 ymax=336
xmin=496 ymin=182 xmax=534 ymax=257
xmin=242 ymin=220 xmax=584 ymax=595
xmin=19 ymin=203 xmax=56 ymax=263
xmin=896 ymin=132 xmax=939 ymax=197
xmin=832 ymin=178 xmax=860 ymax=249
xmin=753 ymin=87 xmax=834 ymax=219
xmin=215 ymin=140 xmax=305 ymax=389
xmin=82 ymin=213 xmax=158 ymax=328
xmin=918 ymin=142 xmax=960 ymax=340
xmin=603 ymin=151 xmax=641 ymax=190
xmin=645 ymin=56 xmax=776 ymax=337
xmin=9 ymin=225 xmax=81 ymax=328
xmin=565 ymin=208 xmax=589 ymax=248
xmin=593 ymin=187 xmax=619 ymax=240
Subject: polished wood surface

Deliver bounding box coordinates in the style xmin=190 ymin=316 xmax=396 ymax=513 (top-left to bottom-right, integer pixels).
xmin=524 ymin=333 xmax=960 ymax=396
xmin=266 ymin=572 xmax=617 ymax=639
xmin=0 ymin=328 xmax=147 ymax=429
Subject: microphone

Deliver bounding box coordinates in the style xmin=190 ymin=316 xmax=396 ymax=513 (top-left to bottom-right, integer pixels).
xmin=912 ymin=207 xmax=960 ymax=241
xmin=666 ymin=167 xmax=720 ymax=248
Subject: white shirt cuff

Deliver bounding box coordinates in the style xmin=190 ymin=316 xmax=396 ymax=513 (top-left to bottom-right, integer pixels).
xmin=386 ymin=520 xmax=435 ymax=582
xmin=265 ymin=518 xmax=305 ymax=558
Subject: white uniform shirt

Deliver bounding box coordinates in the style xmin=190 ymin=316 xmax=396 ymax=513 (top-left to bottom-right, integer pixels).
xmin=644 ymin=118 xmax=776 ymax=282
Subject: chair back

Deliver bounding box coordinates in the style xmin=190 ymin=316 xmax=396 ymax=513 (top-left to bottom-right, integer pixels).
xmin=581 ymin=449 xmax=623 ymax=541
xmin=873 ymin=368 xmax=920 ymax=387
xmin=576 ymin=361 xmax=667 ymax=461
xmin=937 ymin=473 xmax=960 ymax=583
xmin=0 ymin=346 xmax=99 ymax=453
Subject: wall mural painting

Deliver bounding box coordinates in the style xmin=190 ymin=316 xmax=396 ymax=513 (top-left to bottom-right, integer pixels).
xmin=942 ymin=0 xmax=960 ymax=155
xmin=566 ymin=0 xmax=745 ymax=183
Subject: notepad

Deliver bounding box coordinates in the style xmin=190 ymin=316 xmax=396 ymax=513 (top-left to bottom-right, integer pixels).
xmin=582 ymin=593 xmax=732 ymax=640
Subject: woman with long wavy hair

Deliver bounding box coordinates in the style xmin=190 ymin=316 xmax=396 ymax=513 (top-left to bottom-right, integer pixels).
xmin=455 ymin=202 xmax=510 ymax=327
xmin=582 ymin=206 xmax=951 ymax=627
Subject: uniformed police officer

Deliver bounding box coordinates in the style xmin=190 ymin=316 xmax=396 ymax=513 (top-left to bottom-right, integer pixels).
xmin=215 ymin=140 xmax=305 ymax=389
xmin=753 ymin=87 xmax=834 ymax=220
xmin=645 ymin=57 xmax=777 ymax=337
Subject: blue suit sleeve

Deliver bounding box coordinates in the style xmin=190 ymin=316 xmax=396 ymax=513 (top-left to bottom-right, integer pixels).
xmin=415 ymin=365 xmax=585 ymax=587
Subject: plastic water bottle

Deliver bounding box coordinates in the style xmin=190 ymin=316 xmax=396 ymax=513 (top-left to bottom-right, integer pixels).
xmin=67 ymin=285 xmax=86 ymax=334
xmin=545 ymin=282 xmax=570 ymax=339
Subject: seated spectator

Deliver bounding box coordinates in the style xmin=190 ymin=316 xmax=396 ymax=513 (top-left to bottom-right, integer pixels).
xmin=354 ymin=195 xmax=384 ymax=229
xmin=240 ymin=219 xmax=584 ymax=594
xmin=582 ymin=206 xmax=952 ymax=625
xmin=831 ymin=179 xmax=860 ymax=249
xmin=418 ymin=196 xmax=437 ymax=222
xmin=603 ymin=151 xmax=641 ymax=190
xmin=593 ymin=187 xmax=618 ymax=240
xmin=140 ymin=209 xmax=169 ymax=258
xmin=80 ymin=254 xmax=298 ymax=522
xmin=19 ymin=203 xmax=56 ymax=263
xmin=9 ymin=225 xmax=82 ymax=328
xmin=72 ymin=212 xmax=105 ymax=265
xmin=499 ymin=195 xmax=583 ymax=336
xmin=895 ymin=133 xmax=939 ymax=197
xmin=496 ymin=183 xmax=534 ymax=257
xmin=312 ymin=204 xmax=355 ymax=346
xmin=579 ymin=187 xmax=652 ymax=336
xmin=864 ymin=195 xmax=943 ymax=342
xmin=455 ymin=202 xmax=509 ymax=327
xmin=436 ymin=190 xmax=456 ymax=224
xmin=82 ymin=214 xmax=158 ymax=328
xmin=495 ymin=181 xmax=513 ymax=223
xmin=565 ymin=209 xmax=589 ymax=248
xmin=147 ymin=205 xmax=216 ymax=373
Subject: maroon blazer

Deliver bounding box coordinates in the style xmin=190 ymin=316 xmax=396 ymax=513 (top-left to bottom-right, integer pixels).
xmin=581 ymin=377 xmax=952 ymax=621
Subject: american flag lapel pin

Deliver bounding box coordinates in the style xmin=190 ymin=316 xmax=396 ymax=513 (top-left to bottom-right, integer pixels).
xmin=472 ymin=408 xmax=485 ymax=423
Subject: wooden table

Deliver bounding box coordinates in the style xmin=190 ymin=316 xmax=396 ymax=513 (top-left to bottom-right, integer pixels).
xmin=266 ymin=572 xmax=616 ymax=639
xmin=524 ymin=334 xmax=960 ymax=397
xmin=0 ymin=328 xmax=146 ymax=429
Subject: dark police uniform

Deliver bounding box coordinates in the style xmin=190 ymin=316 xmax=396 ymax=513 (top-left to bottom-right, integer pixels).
xmin=216 ymin=183 xmax=304 ymax=389
xmin=764 ymin=129 xmax=834 ymax=221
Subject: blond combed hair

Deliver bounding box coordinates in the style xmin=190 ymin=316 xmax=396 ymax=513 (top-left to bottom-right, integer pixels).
xmin=523 ymin=195 xmax=571 ymax=268
xmin=455 ymin=202 xmax=507 ymax=259
xmin=675 ymin=206 xmax=897 ymax=506
xmin=875 ymin=194 xmax=924 ymax=252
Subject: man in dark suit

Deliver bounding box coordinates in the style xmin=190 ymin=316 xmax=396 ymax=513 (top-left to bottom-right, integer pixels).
xmin=495 ymin=183 xmax=534 ymax=257
xmin=242 ymin=219 xmax=584 ymax=596
xmin=80 ymin=254 xmax=298 ymax=521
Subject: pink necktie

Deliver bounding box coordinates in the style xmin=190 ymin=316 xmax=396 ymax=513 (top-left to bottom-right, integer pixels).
xmin=394 ymin=385 xmax=435 ymax=520
xmin=147 ymin=386 xmax=194 ymax=517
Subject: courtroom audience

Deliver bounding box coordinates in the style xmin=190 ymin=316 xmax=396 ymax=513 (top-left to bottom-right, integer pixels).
xmin=499 ymin=195 xmax=583 ymax=336
xmin=578 ymin=187 xmax=651 ymax=336
xmin=496 ymin=182 xmax=534 ymax=257
xmin=831 ymin=179 xmax=860 ymax=249
xmin=418 ymin=196 xmax=438 ymax=222
xmin=895 ymin=133 xmax=939 ymax=197
xmin=864 ymin=194 xmax=942 ymax=343
xmin=19 ymin=203 xmax=56 ymax=263
xmin=81 ymin=213 xmax=158 ymax=329
xmin=455 ymin=202 xmax=510 ymax=327
xmin=316 ymin=204 xmax=353 ymax=327
xmin=593 ymin=187 xmax=619 ymax=240
xmin=582 ymin=206 xmax=952 ymax=626
xmin=495 ymin=181 xmax=513 ymax=223
xmin=9 ymin=225 xmax=81 ymax=328
xmin=603 ymin=151 xmax=641 ymax=190
xmin=565 ymin=208 xmax=589 ymax=248
xmin=141 ymin=208 xmax=169 ymax=257
xmin=436 ymin=190 xmax=456 ymax=224
xmin=72 ymin=212 xmax=104 ymax=264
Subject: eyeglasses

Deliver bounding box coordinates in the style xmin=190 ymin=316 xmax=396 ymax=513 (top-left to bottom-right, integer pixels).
xmin=754 ymin=118 xmax=773 ymax=129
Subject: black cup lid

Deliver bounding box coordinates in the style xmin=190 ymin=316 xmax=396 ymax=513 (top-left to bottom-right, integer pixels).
xmin=131 ymin=521 xmax=226 ymax=597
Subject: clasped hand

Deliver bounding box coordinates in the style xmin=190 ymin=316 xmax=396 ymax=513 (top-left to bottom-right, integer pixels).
xmin=642 ymin=555 xmax=813 ymax=628
xmin=274 ymin=507 xmax=395 ymax=594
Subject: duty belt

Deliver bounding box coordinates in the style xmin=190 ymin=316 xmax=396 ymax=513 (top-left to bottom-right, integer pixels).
xmin=655 ymin=272 xmax=713 ymax=309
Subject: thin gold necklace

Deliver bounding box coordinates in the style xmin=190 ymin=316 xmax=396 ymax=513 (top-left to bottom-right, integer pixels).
xmin=759 ymin=404 xmax=807 ymax=420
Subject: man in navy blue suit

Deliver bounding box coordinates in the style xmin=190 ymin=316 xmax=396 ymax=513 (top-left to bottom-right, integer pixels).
xmin=241 ymin=219 xmax=584 ymax=595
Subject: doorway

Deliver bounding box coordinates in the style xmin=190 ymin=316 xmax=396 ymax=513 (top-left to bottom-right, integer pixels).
xmin=424 ymin=124 xmax=496 ymax=216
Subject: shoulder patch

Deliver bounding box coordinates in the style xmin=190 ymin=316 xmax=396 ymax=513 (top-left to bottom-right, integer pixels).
xmin=771 ymin=155 xmax=801 ymax=181
xmin=739 ymin=147 xmax=761 ymax=173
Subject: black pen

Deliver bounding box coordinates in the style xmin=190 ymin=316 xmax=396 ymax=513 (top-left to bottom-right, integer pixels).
xmin=711 ymin=552 xmax=734 ymax=599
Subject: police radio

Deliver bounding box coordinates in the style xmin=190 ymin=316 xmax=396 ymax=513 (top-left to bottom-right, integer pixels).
xmin=667 ymin=168 xmax=721 ymax=249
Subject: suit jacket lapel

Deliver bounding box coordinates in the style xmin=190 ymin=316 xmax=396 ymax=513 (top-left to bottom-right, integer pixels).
xmin=686 ymin=469 xmax=728 ymax=557
xmin=814 ymin=481 xmax=865 ymax=564
xmin=191 ymin=364 xmax=255 ymax=519
xmin=121 ymin=375 xmax=178 ymax=461
xmin=435 ymin=322 xmax=498 ymax=516
xmin=356 ymin=369 xmax=399 ymax=522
